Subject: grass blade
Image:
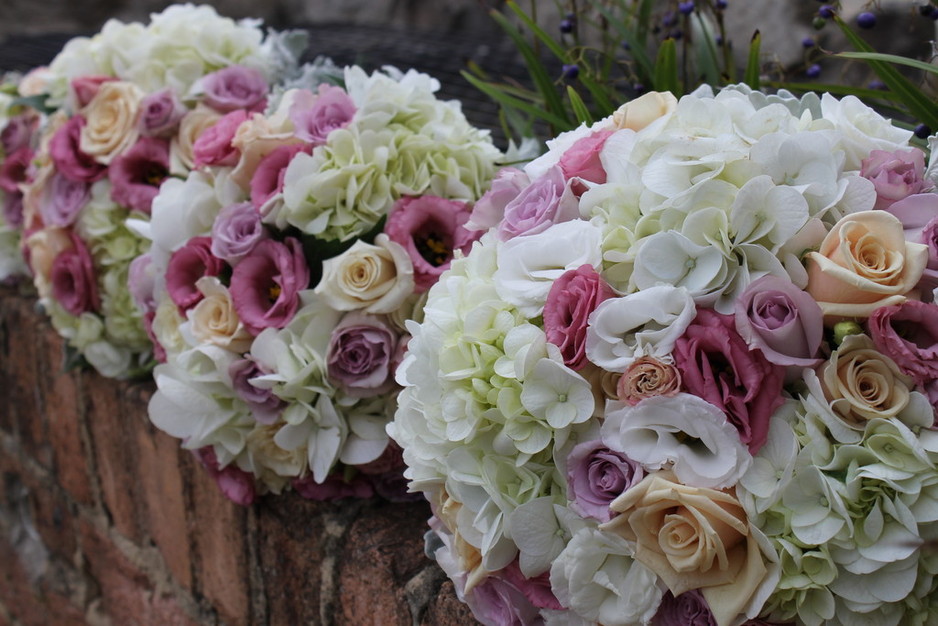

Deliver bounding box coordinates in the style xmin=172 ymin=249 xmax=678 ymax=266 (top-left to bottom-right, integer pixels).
xmin=744 ymin=30 xmax=761 ymax=90
xmin=461 ymin=71 xmax=571 ymax=129
xmin=654 ymin=37 xmax=680 ymax=95
xmin=567 ymin=86 xmax=594 ymax=125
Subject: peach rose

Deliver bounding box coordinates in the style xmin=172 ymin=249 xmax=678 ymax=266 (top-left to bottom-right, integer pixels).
xmin=186 ymin=277 xmax=253 ymax=353
xmin=79 ymin=81 xmax=144 ymax=165
xmin=25 ymin=227 xmax=73 ymax=298
xmin=617 ymin=356 xmax=681 ymax=405
xmin=602 ymin=471 xmax=772 ymax=626
xmin=805 ymin=210 xmax=928 ymax=321
xmin=821 ymin=333 xmax=914 ymax=425
xmin=170 ymin=105 xmax=222 ymax=175
xmin=612 ymin=91 xmax=677 ymax=132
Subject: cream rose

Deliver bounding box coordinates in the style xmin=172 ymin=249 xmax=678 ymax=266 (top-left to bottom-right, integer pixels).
xmin=821 ymin=333 xmax=914 ymax=425
xmin=170 ymin=105 xmax=222 ymax=175
xmin=79 ymin=81 xmax=144 ymax=165
xmin=602 ymin=471 xmax=772 ymax=626
xmin=612 ymin=91 xmax=677 ymax=132
xmin=151 ymin=296 xmax=186 ymax=359
xmin=805 ymin=210 xmax=928 ymax=321
xmin=25 ymin=227 xmax=73 ymax=297
xmin=185 ymin=277 xmax=253 ymax=353
xmin=314 ymin=234 xmax=415 ymax=314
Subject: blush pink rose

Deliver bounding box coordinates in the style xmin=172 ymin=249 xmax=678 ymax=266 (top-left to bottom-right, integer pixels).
xmin=543 ymin=264 xmax=614 ymax=370
xmin=49 ymin=116 xmax=107 ymax=183
xmin=192 ymin=109 xmax=249 ymax=168
xmin=229 ymin=237 xmax=309 ymax=334
xmin=109 ymin=136 xmax=170 ymax=214
xmin=250 ymin=143 xmax=308 ymax=209
xmin=559 ymin=128 xmax=615 ymax=185
xmin=868 ymin=301 xmax=938 ymax=386
xmin=673 ymin=309 xmax=786 ymax=454
xmin=50 ymin=233 xmax=100 ymax=316
xmin=165 ymin=236 xmax=226 ymax=314
xmin=860 ymin=148 xmax=928 ymax=210
xmin=385 ymin=195 xmax=478 ymax=291
xmin=496 ymin=165 xmax=580 ymax=241
xmin=289 ymin=84 xmax=356 ymax=145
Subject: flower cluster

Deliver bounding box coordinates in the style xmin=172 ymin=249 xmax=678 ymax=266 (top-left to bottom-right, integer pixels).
xmin=142 ymin=65 xmax=502 ymax=502
xmin=390 ymin=86 xmax=938 ymax=625
xmin=18 ymin=4 xmax=304 ymax=377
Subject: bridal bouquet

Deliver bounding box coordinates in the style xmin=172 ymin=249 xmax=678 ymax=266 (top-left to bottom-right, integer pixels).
xmin=142 ymin=65 xmax=502 ymax=503
xmin=19 ymin=3 xmax=305 ymax=377
xmin=390 ymin=86 xmax=938 ymax=626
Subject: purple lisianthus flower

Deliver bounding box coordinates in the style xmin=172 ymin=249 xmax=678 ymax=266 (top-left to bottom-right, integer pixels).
xmin=292 ymin=472 xmax=374 ymax=501
xmin=228 ymin=358 xmax=285 ymax=425
xmin=48 ymin=116 xmax=107 ymax=183
xmin=652 ymin=590 xmax=715 ymax=626
xmin=109 ymin=136 xmax=170 ymax=214
xmin=229 ymin=237 xmax=309 ymax=334
xmin=201 ymin=65 xmax=268 ymax=113
xmin=326 ymin=312 xmax=398 ymax=397
xmin=385 ymin=195 xmax=478 ymax=292
xmin=566 ymin=440 xmax=643 ymax=522
xmin=250 ymin=143 xmax=308 ymax=210
xmin=465 ymin=167 xmax=530 ymax=232
xmin=137 ymin=88 xmax=188 ymax=138
xmin=211 ymin=201 xmax=267 ymax=265
xmin=1 ymin=112 xmax=39 ymax=155
xmin=165 ymin=236 xmax=226 ymax=314
xmin=289 ymin=84 xmax=356 ymax=145
xmin=194 ymin=447 xmax=256 ymax=506
xmin=38 ymin=173 xmax=90 ymax=228
xmin=50 ymin=233 xmax=100 ymax=316
xmin=496 ymin=165 xmax=580 ymax=241
xmin=501 ymin=560 xmax=563 ymax=611
xmin=869 ymin=301 xmax=938 ymax=386
xmin=128 ymin=253 xmax=156 ymax=314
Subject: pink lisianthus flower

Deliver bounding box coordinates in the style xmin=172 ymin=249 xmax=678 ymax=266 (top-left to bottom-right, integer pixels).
xmin=292 ymin=472 xmax=375 ymax=501
xmin=868 ymin=301 xmax=938 ymax=386
xmin=1 ymin=112 xmax=39 ymax=155
xmin=250 ymin=143 xmax=308 ymax=209
xmin=192 ymin=109 xmax=249 ymax=168
xmin=289 ymin=84 xmax=356 ymax=145
xmin=0 ymin=146 xmax=32 ymax=194
xmin=882 ymin=192 xmax=938 ymax=297
xmin=165 ymin=236 xmax=226 ymax=314
xmin=48 ymin=116 xmax=107 ymax=183
xmin=109 ymin=136 xmax=170 ymax=214
xmin=201 ymin=65 xmax=269 ymax=114
xmin=543 ymin=264 xmax=614 ymax=370
xmin=193 ymin=447 xmax=256 ymax=506
xmin=860 ymin=148 xmax=928 ymax=210
xmin=229 ymin=237 xmax=309 ymax=334
xmin=385 ymin=195 xmax=478 ymax=292
xmin=50 ymin=233 xmax=100 ymax=316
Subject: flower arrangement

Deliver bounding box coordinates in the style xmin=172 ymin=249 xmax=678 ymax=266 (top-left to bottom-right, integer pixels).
xmin=389 ymin=85 xmax=938 ymax=625
xmin=18 ymin=4 xmax=305 ymax=377
xmin=141 ymin=64 xmax=503 ymax=503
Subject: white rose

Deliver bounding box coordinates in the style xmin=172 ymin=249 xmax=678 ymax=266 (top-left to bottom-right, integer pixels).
xmin=314 ymin=235 xmax=415 ymax=314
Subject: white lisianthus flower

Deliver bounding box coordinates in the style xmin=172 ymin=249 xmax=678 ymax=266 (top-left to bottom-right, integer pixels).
xmin=601 ymin=393 xmax=752 ymax=488
xmin=550 ymin=525 xmax=663 ymax=626
xmin=585 ymin=285 xmax=695 ymax=372
xmin=493 ymin=220 xmax=603 ymax=317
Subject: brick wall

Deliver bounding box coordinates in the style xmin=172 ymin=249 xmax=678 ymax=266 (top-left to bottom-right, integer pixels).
xmin=0 ymin=284 xmax=479 ymax=625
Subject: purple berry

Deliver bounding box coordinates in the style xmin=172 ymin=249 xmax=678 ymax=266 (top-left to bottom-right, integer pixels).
xmin=678 ymin=1 xmax=695 ymax=15
xmin=915 ymin=123 xmax=931 ymax=139
xmin=868 ymin=79 xmax=886 ymax=90
xmin=663 ymin=11 xmax=677 ymax=27
xmin=562 ymin=64 xmax=579 ymax=80
xmin=669 ymin=29 xmax=684 ymax=40
xmin=806 ymin=63 xmax=822 ymax=78
xmin=716 ymin=0 xmax=728 ymax=8
xmin=802 ymin=36 xmax=815 ymax=48
xmin=857 ymin=11 xmax=876 ymax=28
xmin=633 ymin=83 xmax=646 ymax=94
xmin=818 ymin=5 xmax=835 ymax=18
xmin=560 ymin=18 xmax=574 ymax=34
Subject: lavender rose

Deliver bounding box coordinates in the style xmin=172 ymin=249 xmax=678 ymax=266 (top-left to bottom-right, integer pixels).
xmin=673 ymin=309 xmax=786 ymax=454
xmin=201 ymin=65 xmax=268 ymax=113
xmin=109 ymin=136 xmax=170 ymax=214
xmin=467 ymin=572 xmax=544 ymax=626
xmin=652 ymin=590 xmax=716 ymax=626
xmin=734 ymin=275 xmax=824 ymax=368
xmin=38 ymin=173 xmax=89 ymax=228
xmin=127 ymin=253 xmax=156 ymax=314
xmin=496 ymin=165 xmax=580 ymax=241
xmin=385 ymin=195 xmax=478 ymax=292
xmin=869 ymin=301 xmax=938 ymax=386
xmin=289 ymin=84 xmax=356 ymax=145
xmin=566 ymin=440 xmax=643 ymax=522
xmin=465 ymin=167 xmax=530 ymax=232
xmin=880 ymin=193 xmax=938 ymax=296
xmin=211 ymin=201 xmax=267 ymax=265
xmin=50 ymin=234 xmax=100 ymax=316
xmin=860 ymin=148 xmax=928 ymax=210
xmin=543 ymin=264 xmax=615 ymax=370
xmin=137 ymin=88 xmax=188 ymax=138
xmin=326 ymin=312 xmax=398 ymax=397
xmin=48 ymin=117 xmax=107 ymax=183
xmin=165 ymin=236 xmax=226 ymax=313
xmin=229 ymin=237 xmax=309 ymax=334
xmin=228 ymin=358 xmax=285 ymax=425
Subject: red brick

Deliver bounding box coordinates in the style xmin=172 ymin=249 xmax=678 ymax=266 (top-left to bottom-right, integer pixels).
xmin=84 ymin=373 xmax=143 ymax=541
xmin=190 ymin=460 xmax=250 ymax=625
xmin=16 ymin=469 xmax=78 ymax=561
xmin=337 ymin=501 xmax=431 ymax=625
xmin=135 ymin=408 xmax=193 ymax=590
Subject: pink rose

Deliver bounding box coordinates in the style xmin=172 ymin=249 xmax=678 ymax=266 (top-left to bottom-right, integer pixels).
xmin=289 ymin=84 xmax=356 ymax=145
xmin=496 ymin=165 xmax=580 ymax=241
xmin=500 ymin=560 xmax=563 ymax=611
xmin=465 ymin=167 xmax=530 ymax=232
xmin=250 ymin=143 xmax=308 ymax=209
xmin=326 ymin=312 xmax=398 ymax=397
xmin=109 ymin=136 xmax=170 ymax=214
xmin=559 ymin=128 xmax=615 ymax=185
xmin=385 ymin=195 xmax=478 ymax=292
xmin=860 ymin=148 xmax=928 ymax=210
xmin=192 ymin=109 xmax=249 ymax=169
xmin=618 ymin=356 xmax=682 ymax=405
xmin=229 ymin=237 xmax=309 ymax=334
xmin=673 ymin=309 xmax=786 ymax=454
xmin=734 ymin=275 xmax=824 ymax=368
xmin=69 ymin=75 xmax=117 ymax=109
xmin=137 ymin=88 xmax=188 ymax=138
xmin=868 ymin=301 xmax=938 ymax=386
xmin=50 ymin=233 xmax=100 ymax=316
xmin=48 ymin=116 xmax=107 ymax=183
xmin=467 ymin=571 xmax=544 ymax=626
xmin=543 ymin=264 xmax=614 ymax=370
xmin=201 ymin=65 xmax=268 ymax=114
xmin=165 ymin=236 xmax=226 ymax=313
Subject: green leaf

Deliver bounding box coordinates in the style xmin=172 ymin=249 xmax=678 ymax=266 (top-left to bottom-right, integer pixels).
xmin=832 ymin=14 xmax=938 ymax=130
xmin=566 ymin=86 xmax=593 ymax=125
xmin=461 ymin=71 xmax=572 ymax=130
xmin=835 ymin=51 xmax=938 ymax=77
xmin=588 ymin=0 xmax=654 ymax=81
xmin=654 ymin=38 xmax=680 ymax=95
xmin=744 ymin=30 xmax=761 ymax=90
xmin=506 ymin=1 xmax=569 ymax=61
xmin=11 ymin=93 xmax=54 ymax=116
